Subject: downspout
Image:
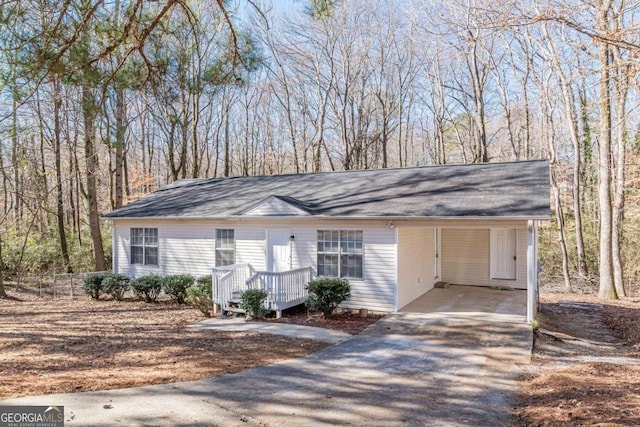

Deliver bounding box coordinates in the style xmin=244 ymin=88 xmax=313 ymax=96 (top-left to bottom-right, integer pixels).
xmin=110 ymin=221 xmax=117 ymax=274
xmin=526 ymin=220 xmax=537 ymax=323
xmin=394 ymin=226 xmax=399 ymax=312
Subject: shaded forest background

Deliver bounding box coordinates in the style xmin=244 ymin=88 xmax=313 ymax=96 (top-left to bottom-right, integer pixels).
xmin=0 ymin=0 xmax=638 ymax=298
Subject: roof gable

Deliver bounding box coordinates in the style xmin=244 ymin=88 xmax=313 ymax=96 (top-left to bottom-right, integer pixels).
xmin=239 ymin=196 xmax=313 ymax=216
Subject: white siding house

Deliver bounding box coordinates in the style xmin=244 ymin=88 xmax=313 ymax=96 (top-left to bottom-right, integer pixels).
xmin=104 ymin=160 xmax=550 ymax=322
xmin=113 ymin=219 xmax=398 ymax=312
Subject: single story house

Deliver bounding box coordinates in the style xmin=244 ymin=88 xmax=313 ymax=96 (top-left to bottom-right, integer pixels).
xmin=103 ymin=160 xmax=550 ymax=322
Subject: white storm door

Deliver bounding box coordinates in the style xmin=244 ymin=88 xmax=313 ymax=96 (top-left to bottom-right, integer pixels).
xmin=267 ymin=230 xmax=291 ymax=272
xmin=490 ymin=229 xmax=517 ymax=280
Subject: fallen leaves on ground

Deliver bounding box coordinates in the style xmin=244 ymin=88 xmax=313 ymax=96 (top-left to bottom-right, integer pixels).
xmin=0 ymin=288 xmax=328 ymax=399
xmin=512 ymin=292 xmax=640 ymax=426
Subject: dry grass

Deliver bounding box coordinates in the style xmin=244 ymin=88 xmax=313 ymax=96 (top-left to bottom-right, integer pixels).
xmin=0 ymin=288 xmax=328 ymax=399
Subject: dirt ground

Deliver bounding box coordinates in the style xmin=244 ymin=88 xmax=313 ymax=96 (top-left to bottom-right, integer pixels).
xmin=0 ymin=287 xmax=330 ymax=400
xmin=512 ymin=292 xmax=640 ymax=426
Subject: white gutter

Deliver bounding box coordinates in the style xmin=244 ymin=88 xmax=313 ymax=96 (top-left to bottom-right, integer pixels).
xmin=101 ymin=214 xmax=551 ymax=222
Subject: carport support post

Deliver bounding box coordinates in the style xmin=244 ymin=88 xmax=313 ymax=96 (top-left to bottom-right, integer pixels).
xmin=526 ymin=220 xmax=538 ymax=324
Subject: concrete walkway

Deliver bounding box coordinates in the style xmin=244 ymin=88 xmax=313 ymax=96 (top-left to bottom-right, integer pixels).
xmin=2 ymin=312 xmax=531 ymax=426
xmin=188 ymin=317 xmax=352 ymax=344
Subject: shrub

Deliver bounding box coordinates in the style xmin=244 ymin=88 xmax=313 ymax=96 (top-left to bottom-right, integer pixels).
xmin=186 ymin=277 xmax=213 ymax=317
xmin=196 ymin=274 xmax=212 ymax=288
xmin=83 ymin=272 xmax=109 ymax=300
xmin=305 ymin=277 xmax=351 ymax=318
xmin=162 ymin=274 xmax=194 ymax=304
xmin=131 ymin=274 xmax=163 ymax=303
xmin=102 ymin=274 xmax=131 ymax=301
xmin=240 ymin=288 xmax=268 ymax=321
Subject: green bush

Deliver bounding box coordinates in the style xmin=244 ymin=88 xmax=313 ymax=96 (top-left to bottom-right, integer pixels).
xmin=305 ymin=277 xmax=351 ymax=318
xmin=196 ymin=275 xmax=212 ymax=288
xmin=186 ymin=277 xmax=213 ymax=317
xmin=83 ymin=272 xmax=110 ymax=300
xmin=102 ymin=274 xmax=131 ymax=301
xmin=240 ymin=288 xmax=268 ymax=320
xmin=162 ymin=274 xmax=194 ymax=304
xmin=131 ymin=274 xmax=163 ymax=303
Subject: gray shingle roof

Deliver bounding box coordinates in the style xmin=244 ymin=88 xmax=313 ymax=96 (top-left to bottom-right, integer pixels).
xmin=103 ymin=160 xmax=550 ymax=219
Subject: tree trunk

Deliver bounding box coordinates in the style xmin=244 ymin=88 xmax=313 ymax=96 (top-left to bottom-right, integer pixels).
xmin=611 ymin=43 xmax=628 ymax=298
xmin=114 ymin=87 xmax=125 ymax=208
xmin=224 ymin=102 xmax=231 ymax=177
xmin=547 ymin=35 xmax=588 ymax=277
xmin=0 ymin=232 xmax=6 ymax=298
xmin=82 ymin=83 xmax=106 ymax=271
xmin=543 ymin=83 xmax=571 ymax=290
xmin=552 ymin=175 xmax=572 ymax=291
xmin=596 ymin=0 xmax=615 ymax=300
xmin=469 ymin=42 xmax=488 ymax=163
xmin=11 ymin=94 xmax=21 ymax=223
xmin=191 ymin=91 xmax=201 ymax=178
xmin=54 ymin=78 xmax=72 ymax=273
xmin=549 ymin=159 xmax=571 ymax=289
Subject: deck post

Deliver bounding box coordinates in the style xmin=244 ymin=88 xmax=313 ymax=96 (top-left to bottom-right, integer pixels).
xmin=276 ymin=310 xmax=282 ymax=319
xmin=211 ymin=271 xmax=218 ymax=314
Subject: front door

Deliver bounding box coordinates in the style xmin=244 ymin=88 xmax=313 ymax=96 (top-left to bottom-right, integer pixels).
xmin=491 ymin=228 xmax=517 ymax=280
xmin=267 ymin=230 xmax=291 ymax=272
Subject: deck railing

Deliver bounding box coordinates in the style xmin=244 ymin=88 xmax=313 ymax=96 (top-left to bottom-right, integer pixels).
xmin=212 ymin=263 xmax=255 ymax=314
xmin=213 ymin=264 xmax=315 ymax=318
xmin=246 ymin=266 xmax=315 ymax=317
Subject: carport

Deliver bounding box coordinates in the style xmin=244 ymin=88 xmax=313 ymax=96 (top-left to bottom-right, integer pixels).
xmin=396 ymin=220 xmax=540 ymax=323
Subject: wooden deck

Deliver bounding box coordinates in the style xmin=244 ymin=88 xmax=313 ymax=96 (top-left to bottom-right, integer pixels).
xmin=212 ymin=264 xmax=315 ymax=318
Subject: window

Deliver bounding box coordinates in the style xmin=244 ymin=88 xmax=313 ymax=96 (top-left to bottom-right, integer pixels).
xmin=215 ymin=229 xmax=235 ymax=267
xmin=130 ymin=228 xmax=158 ymax=265
xmin=317 ymin=230 xmax=363 ymax=279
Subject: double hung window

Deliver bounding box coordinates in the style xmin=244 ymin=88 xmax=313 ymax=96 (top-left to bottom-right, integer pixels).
xmin=215 ymin=229 xmax=235 ymax=267
xmin=130 ymin=228 xmax=158 ymax=265
xmin=317 ymin=230 xmax=363 ymax=279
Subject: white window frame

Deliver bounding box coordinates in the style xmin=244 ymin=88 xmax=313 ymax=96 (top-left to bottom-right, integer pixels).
xmin=317 ymin=230 xmax=364 ymax=279
xmin=130 ymin=227 xmax=158 ymax=266
xmin=215 ymin=229 xmax=236 ymax=267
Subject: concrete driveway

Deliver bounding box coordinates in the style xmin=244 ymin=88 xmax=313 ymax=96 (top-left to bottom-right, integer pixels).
xmin=1 ymin=310 xmax=531 ymax=426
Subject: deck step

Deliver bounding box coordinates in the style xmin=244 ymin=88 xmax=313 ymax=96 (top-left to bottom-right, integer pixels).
xmin=223 ymin=307 xmax=246 ymax=317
